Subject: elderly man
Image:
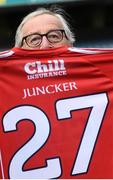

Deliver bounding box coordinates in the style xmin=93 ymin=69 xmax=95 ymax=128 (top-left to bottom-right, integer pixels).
xmin=15 ymin=7 xmax=75 ymax=49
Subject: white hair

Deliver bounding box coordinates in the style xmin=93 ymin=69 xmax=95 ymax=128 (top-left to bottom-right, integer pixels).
xmin=15 ymin=7 xmax=75 ymax=47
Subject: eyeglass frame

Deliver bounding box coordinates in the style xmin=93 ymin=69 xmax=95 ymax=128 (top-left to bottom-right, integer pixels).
xmin=21 ymin=29 xmax=68 ymax=48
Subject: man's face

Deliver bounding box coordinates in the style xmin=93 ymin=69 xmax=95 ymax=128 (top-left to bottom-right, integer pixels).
xmin=21 ymin=14 xmax=71 ymax=49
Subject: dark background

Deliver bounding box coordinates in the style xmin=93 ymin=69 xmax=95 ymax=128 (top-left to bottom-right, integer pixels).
xmin=0 ymin=0 xmax=113 ymax=50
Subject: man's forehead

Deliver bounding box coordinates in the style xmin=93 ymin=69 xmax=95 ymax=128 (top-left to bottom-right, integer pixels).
xmin=22 ymin=13 xmax=63 ymax=35
xmin=25 ymin=13 xmax=61 ymax=26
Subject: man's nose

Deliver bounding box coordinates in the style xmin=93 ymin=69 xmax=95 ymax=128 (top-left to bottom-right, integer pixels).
xmin=40 ymin=36 xmax=53 ymax=49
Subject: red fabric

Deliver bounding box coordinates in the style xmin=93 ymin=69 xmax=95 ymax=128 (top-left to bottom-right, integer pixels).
xmin=0 ymin=47 xmax=113 ymax=179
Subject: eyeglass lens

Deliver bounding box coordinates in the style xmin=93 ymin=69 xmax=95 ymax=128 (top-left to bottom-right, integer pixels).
xmin=25 ymin=30 xmax=64 ymax=47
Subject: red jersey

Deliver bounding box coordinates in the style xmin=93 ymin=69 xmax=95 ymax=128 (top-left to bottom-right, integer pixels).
xmin=0 ymin=46 xmax=113 ymax=179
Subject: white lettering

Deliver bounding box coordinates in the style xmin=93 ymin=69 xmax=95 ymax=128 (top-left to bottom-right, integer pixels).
xmin=27 ymin=70 xmax=67 ymax=80
xmin=69 ymin=82 xmax=77 ymax=90
xmin=63 ymin=83 xmax=70 ymax=91
xmin=23 ymin=88 xmax=36 ymax=99
xmin=24 ymin=60 xmax=66 ymax=75
xmin=22 ymin=82 xmax=78 ymax=99
xmin=54 ymin=84 xmax=63 ymax=92
xmin=24 ymin=62 xmax=37 ymax=74
xmin=58 ymin=60 xmax=65 ymax=70
xmin=46 ymin=85 xmax=55 ymax=94
xmin=36 ymin=61 xmax=49 ymax=73
xmin=36 ymin=87 xmax=46 ymax=95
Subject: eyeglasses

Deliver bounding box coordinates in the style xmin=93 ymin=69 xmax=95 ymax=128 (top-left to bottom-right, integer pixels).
xmin=21 ymin=29 xmax=67 ymax=48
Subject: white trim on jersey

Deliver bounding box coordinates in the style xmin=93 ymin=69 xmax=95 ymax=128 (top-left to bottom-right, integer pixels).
xmin=68 ymin=47 xmax=113 ymax=54
xmin=0 ymin=50 xmax=14 ymax=58
xmin=68 ymin=47 xmax=100 ymax=54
